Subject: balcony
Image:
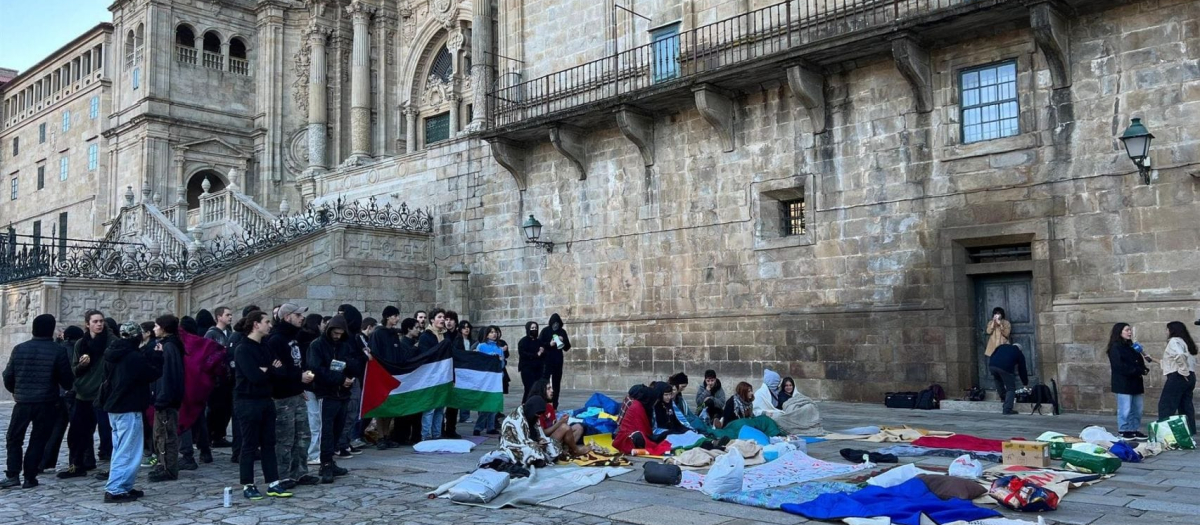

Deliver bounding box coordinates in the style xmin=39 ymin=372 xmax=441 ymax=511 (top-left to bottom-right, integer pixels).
xmin=230 ymin=57 xmax=249 ymax=75
xmin=177 ymin=45 xmax=198 ymax=65
xmin=483 ymin=0 xmax=1103 ymax=141
xmin=202 ymin=51 xmax=224 ymax=71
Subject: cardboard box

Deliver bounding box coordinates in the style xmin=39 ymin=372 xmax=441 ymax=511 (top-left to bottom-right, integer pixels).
xmin=1003 ymin=441 xmax=1051 ymax=468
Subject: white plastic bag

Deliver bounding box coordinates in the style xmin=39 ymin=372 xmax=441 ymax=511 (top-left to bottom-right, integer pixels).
xmin=867 ymin=463 xmax=935 ymax=488
xmin=948 ymin=454 xmax=983 ymax=478
xmin=447 ymin=469 xmax=511 ymax=503
xmin=1079 ymin=426 xmax=1121 ymax=445
xmin=702 ymin=450 xmax=744 ymax=496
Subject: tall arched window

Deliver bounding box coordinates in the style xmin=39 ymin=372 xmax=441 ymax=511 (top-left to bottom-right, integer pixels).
xmin=176 ymin=24 xmax=197 ymax=64
xmin=430 ymin=46 xmax=452 ymax=83
xmin=229 ymin=37 xmax=248 ymax=75
xmin=124 ymin=30 xmax=135 ymax=66
xmin=202 ymin=31 xmax=223 ymax=70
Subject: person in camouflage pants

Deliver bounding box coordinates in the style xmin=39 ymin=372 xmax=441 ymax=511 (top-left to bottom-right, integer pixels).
xmin=266 ymin=304 xmax=321 ymax=487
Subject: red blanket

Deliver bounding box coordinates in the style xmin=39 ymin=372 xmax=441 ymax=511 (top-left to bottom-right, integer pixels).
xmin=613 ymin=399 xmax=671 ymax=455
xmin=911 ymin=434 xmax=1005 ymax=453
xmin=178 ymin=331 xmax=226 ymax=432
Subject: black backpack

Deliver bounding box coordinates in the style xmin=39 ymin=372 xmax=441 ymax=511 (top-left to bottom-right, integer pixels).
xmin=1016 ymin=381 xmax=1059 ymax=415
xmin=915 ymin=388 xmax=939 ymax=410
xmin=966 ymin=386 xmax=986 ymax=401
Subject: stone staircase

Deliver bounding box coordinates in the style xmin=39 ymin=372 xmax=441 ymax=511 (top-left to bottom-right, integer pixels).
xmin=940 ymin=399 xmax=1057 ymax=415
xmin=105 ymin=179 xmax=278 ymax=254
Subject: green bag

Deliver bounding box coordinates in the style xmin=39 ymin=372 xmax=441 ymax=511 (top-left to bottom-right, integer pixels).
xmin=1165 ymin=416 xmax=1195 ymax=449
xmin=1048 ymin=440 xmax=1068 ymax=460
xmin=1062 ymin=448 xmax=1121 ymax=475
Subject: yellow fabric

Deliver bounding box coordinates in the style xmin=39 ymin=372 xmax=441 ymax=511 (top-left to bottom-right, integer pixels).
xmin=584 ymin=433 xmax=666 ymax=459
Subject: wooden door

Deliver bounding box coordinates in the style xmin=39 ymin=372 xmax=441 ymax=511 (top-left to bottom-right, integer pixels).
xmin=975 ymin=273 xmax=1037 ymax=388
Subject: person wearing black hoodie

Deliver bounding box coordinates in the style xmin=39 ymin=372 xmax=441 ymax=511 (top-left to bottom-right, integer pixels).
xmin=232 ymin=311 xmax=293 ymax=500
xmin=267 ymin=303 xmax=320 ymax=488
xmin=308 ymin=315 xmax=356 ymax=483
xmin=3 ymin=314 xmax=74 ymax=489
xmin=391 ymin=317 xmax=422 ymax=445
xmin=101 ymin=322 xmax=162 ymax=503
xmin=368 ymin=306 xmax=403 ymax=450
xmin=148 ymin=315 xmax=186 ymax=482
xmin=59 ymin=310 xmax=111 ymax=480
xmin=41 ymin=325 xmax=84 ymax=473
xmin=517 ymin=321 xmax=543 ymax=403
xmin=538 ymin=314 xmax=571 ymax=408
xmin=335 ymin=304 xmax=369 ymax=456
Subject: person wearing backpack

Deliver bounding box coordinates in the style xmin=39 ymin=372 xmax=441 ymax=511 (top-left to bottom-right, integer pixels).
xmin=988 ymin=343 xmax=1029 ymax=415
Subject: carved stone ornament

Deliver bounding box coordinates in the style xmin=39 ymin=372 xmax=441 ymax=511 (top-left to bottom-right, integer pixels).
xmin=284 ymin=127 xmax=310 ymax=177
xmin=433 ymin=0 xmax=457 ymax=28
xmin=292 ymin=44 xmax=311 ymax=113
xmin=446 ymin=30 xmax=464 ymax=53
xmin=386 ymin=29 xmax=397 ymax=64
xmin=423 ymin=74 xmax=452 ymax=106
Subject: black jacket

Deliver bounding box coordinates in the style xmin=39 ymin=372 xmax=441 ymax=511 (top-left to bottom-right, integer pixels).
xmin=988 ymin=344 xmax=1030 ymax=386
xmin=398 ymin=334 xmax=419 ymax=361
xmin=103 ymin=337 xmax=163 ymax=414
xmin=154 ymin=334 xmax=186 ymax=409
xmin=418 ymin=328 xmax=444 ymax=354
xmin=538 ymin=313 xmax=572 ymax=366
xmin=266 ymin=321 xmax=307 ymax=399
xmin=308 ymin=317 xmax=358 ymax=400
xmin=517 ymin=322 xmax=543 ymax=374
xmin=369 ymin=326 xmax=404 ymax=364
xmin=1109 ymin=340 xmax=1148 ymax=395
xmin=339 ymin=305 xmax=369 ymax=380
xmin=234 ymin=335 xmax=283 ymax=400
xmin=4 ymin=336 xmax=74 ymax=403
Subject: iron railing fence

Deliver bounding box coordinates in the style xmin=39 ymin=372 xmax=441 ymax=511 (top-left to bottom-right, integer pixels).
xmin=488 ymin=0 xmax=997 ymax=128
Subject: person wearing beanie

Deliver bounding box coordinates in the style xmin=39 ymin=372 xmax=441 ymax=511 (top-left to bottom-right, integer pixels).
xmin=3 ymin=314 xmax=75 ymax=489
xmin=367 ymin=306 xmax=403 ymax=450
xmin=101 ymin=322 xmax=163 ymax=503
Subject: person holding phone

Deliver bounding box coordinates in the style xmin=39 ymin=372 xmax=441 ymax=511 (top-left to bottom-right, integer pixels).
xmin=1108 ymin=323 xmax=1150 ymax=440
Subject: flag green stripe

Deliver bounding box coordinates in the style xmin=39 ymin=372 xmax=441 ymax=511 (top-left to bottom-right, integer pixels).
xmin=449 ymin=387 xmax=505 ymax=414
xmin=364 ymin=382 xmax=452 ymax=418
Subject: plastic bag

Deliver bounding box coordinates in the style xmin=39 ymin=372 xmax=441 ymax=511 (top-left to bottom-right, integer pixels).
xmin=988 ymin=475 xmax=1060 ymax=512
xmin=1108 ymin=442 xmax=1140 ymax=463
xmin=1079 ymin=426 xmax=1121 ymax=445
xmin=1161 ymin=415 xmax=1196 ymax=450
xmin=447 ymin=469 xmax=511 ymax=503
xmin=867 ymin=463 xmax=934 ymax=488
xmin=948 ymin=454 xmax=983 ymax=478
xmin=702 ymin=450 xmax=745 ymax=496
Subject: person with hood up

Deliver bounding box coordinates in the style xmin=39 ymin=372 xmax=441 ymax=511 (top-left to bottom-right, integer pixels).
xmin=232 ymin=311 xmax=294 ymax=500
xmin=498 ymin=395 xmax=561 ymax=467
xmin=695 ymin=370 xmax=726 ymax=424
xmin=418 ymin=309 xmax=447 ymax=441
xmin=613 ymin=384 xmax=672 ymax=455
xmin=299 ymin=312 xmax=323 ymax=465
xmin=100 ymin=322 xmax=163 ymax=503
xmin=267 ymin=304 xmax=320 ymax=488
xmin=538 ymin=313 xmax=571 ymax=408
xmin=517 ymin=321 xmax=544 ymax=402
xmin=3 ymin=314 xmax=74 ymax=489
xmin=149 ymin=315 xmax=186 ymax=482
xmin=335 ymin=304 xmax=369 ymax=456
xmin=59 ymin=310 xmax=112 ymax=480
xmin=41 ymin=325 xmax=85 ymax=473
xmin=753 ymin=369 xmax=783 ymax=418
xmin=307 ymin=315 xmax=356 ymax=483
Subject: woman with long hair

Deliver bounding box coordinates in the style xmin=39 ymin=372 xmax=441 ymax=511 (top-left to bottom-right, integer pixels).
xmin=1157 ymin=321 xmax=1197 ymax=435
xmin=695 ymin=370 xmax=726 ymax=424
xmin=721 ymin=381 xmax=755 ymax=428
xmin=1108 ymin=322 xmax=1150 ymax=440
xmin=778 ymin=377 xmax=796 ymax=408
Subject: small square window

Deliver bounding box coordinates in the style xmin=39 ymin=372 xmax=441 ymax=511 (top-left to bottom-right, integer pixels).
xmin=960 ymin=61 xmax=1019 ymax=144
xmin=37 ymin=166 xmax=45 ymax=189
xmin=781 ymin=198 xmax=805 ymax=236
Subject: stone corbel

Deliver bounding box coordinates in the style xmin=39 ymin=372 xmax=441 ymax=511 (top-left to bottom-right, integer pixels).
xmin=786 ymin=64 xmax=827 ymax=134
xmin=489 ymin=138 xmax=529 ymax=191
xmin=891 ymin=36 xmax=933 ymax=113
xmin=693 ymin=84 xmax=735 ymax=152
xmin=615 ymin=106 xmax=654 ymax=167
xmin=549 ymin=125 xmax=588 ymax=180
xmin=1030 ymin=2 xmax=1071 ymax=89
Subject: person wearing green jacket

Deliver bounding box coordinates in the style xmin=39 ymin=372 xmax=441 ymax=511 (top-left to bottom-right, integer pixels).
xmin=58 ymin=310 xmax=112 ymax=480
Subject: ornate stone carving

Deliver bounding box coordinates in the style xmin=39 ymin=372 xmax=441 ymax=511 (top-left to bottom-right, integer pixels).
xmin=386 ymin=29 xmax=397 ymax=64
xmin=59 ymin=289 xmax=176 ymax=325
xmin=423 ymin=74 xmax=453 ymax=106
xmin=6 ymin=290 xmax=35 ymax=325
xmin=432 ymin=0 xmax=456 ymax=28
xmin=285 ymin=127 xmax=310 ymax=177
xmin=446 ymin=30 xmax=464 ymax=53
xmin=292 ymin=43 xmax=311 ymax=114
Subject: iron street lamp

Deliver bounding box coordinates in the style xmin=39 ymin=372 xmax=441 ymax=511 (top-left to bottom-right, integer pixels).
xmin=1119 ymin=118 xmax=1154 ymax=185
xmin=521 ymin=214 xmax=554 ymax=253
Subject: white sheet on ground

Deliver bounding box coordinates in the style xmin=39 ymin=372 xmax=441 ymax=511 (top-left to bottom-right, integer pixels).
xmin=866 ymin=463 xmax=937 ymax=488
xmin=413 ymin=439 xmax=477 ymax=454
xmin=429 ymin=465 xmax=631 ymax=509
xmin=665 ymin=431 xmax=705 ymax=448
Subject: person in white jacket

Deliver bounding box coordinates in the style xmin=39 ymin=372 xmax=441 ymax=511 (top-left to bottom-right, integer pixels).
xmin=1156 ymin=321 xmax=1197 ymax=436
xmin=753 ymin=369 xmax=783 ymax=418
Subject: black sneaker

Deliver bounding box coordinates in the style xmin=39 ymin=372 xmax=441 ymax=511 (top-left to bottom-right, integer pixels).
xmin=0 ymin=477 xmax=19 ymax=489
xmin=1133 ymin=431 xmax=1149 ymax=440
xmin=331 ymin=463 xmax=349 ymax=476
xmin=275 ymin=479 xmax=297 ymax=491
xmin=348 ymin=446 xmax=365 ymax=455
xmin=21 ymin=478 xmax=38 ymax=489
xmin=199 ymin=450 xmax=214 ymax=464
xmin=104 ymin=492 xmax=137 ymax=503
xmin=1120 ymin=431 xmax=1137 ymax=440
xmin=179 ymin=458 xmax=199 ymax=471
xmin=56 ymin=466 xmax=88 ymax=479
xmin=296 ymin=474 xmax=322 ymax=485
xmin=376 ymin=441 xmax=391 ymax=451
xmin=319 ymin=464 xmax=335 ymax=484
xmin=128 ymin=489 xmax=144 ymax=499
xmin=243 ymin=484 xmax=263 ymax=500
xmin=93 ymin=470 xmax=109 ymax=480
xmin=335 ymin=449 xmax=353 ymax=459
xmin=266 ymin=481 xmax=294 ymax=498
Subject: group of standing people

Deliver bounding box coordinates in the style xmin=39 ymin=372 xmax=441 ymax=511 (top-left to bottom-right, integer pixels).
xmin=1107 ymin=321 xmax=1198 ymax=439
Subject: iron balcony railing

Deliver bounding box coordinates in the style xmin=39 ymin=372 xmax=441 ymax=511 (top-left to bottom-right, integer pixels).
xmin=488 ymin=0 xmax=1000 ymax=128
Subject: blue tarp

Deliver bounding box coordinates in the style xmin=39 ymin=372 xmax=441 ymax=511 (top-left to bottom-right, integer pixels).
xmin=570 ymin=393 xmax=622 ymax=436
xmin=781 ymin=478 xmax=1001 ymax=525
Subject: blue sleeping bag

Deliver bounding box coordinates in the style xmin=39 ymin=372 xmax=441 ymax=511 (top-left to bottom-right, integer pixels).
xmin=781 ymin=478 xmax=1000 ymax=525
xmin=570 ymin=393 xmax=623 ymax=436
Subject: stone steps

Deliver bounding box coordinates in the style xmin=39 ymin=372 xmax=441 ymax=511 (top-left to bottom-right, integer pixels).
xmin=941 ymin=399 xmax=1055 ymax=414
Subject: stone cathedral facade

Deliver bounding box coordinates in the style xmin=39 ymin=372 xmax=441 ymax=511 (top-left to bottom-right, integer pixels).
xmin=2 ymin=0 xmax=1200 ymax=412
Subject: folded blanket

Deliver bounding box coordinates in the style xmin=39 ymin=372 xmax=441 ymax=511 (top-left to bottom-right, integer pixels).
xmin=713 ymin=482 xmax=860 ymax=509
xmin=781 ymin=477 xmax=1001 ymax=525
xmin=874 ymin=444 xmax=1003 ymax=463
xmin=911 ymin=434 xmax=1005 ymax=453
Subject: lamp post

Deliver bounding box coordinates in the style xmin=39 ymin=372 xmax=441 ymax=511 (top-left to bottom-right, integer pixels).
xmin=1119 ymin=118 xmax=1154 ymax=185
xmin=521 ymin=214 xmax=554 ymax=253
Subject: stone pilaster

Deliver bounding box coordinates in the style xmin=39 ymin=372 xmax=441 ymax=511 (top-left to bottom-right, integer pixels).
xmin=467 ymin=0 xmax=493 ymax=131
xmin=404 ymin=106 xmax=417 ymax=153
xmin=306 ymin=25 xmax=331 ymax=172
xmin=347 ymin=0 xmax=375 ymax=161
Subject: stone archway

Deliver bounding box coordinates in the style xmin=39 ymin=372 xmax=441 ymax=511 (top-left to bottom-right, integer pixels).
xmin=186 ymin=169 xmax=227 ymax=209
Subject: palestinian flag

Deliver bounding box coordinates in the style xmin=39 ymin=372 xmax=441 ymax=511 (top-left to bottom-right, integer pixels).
xmin=361 ymin=339 xmax=505 ymax=418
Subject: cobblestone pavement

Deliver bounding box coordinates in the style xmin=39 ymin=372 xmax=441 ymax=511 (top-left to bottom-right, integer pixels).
xmin=3 ymin=390 xmax=1199 ymax=525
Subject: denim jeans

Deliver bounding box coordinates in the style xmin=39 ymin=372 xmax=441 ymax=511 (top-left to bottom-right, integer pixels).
xmin=304 ymin=392 xmax=322 ymax=462
xmin=106 ymin=412 xmax=143 ymax=496
xmin=473 ymin=412 xmax=497 ymax=433
xmin=1116 ymin=393 xmax=1143 ymax=432
xmin=421 ymin=408 xmax=444 ymax=440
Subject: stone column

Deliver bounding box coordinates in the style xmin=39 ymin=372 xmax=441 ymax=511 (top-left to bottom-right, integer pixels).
xmin=221 ymin=41 xmax=231 ymax=72
xmin=306 ymin=26 xmax=330 ymax=172
xmin=347 ymin=1 xmax=375 ymax=161
xmin=448 ymin=92 xmax=460 ymax=136
xmin=405 ymin=106 xmax=417 ymax=153
xmin=468 ymin=0 xmax=493 ymax=130
xmin=447 ymin=264 xmax=471 ymax=320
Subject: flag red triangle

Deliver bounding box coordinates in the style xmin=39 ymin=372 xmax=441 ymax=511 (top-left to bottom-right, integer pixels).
xmin=361 ymin=357 xmax=402 ymax=416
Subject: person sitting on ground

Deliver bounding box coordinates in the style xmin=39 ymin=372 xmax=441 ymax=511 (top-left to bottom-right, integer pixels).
xmin=722 ymin=382 xmax=755 ymax=428
xmin=529 ymin=379 xmax=587 ymax=456
xmin=498 ymin=395 xmax=561 ymax=467
xmin=753 ymin=369 xmax=783 ymax=417
xmin=989 ymin=343 xmax=1029 ymax=416
xmin=778 ymin=377 xmax=796 ymax=408
xmin=613 ymin=384 xmax=671 ymax=455
xmin=695 ymin=370 xmax=726 ymax=424
xmin=650 ymin=381 xmax=689 ymax=437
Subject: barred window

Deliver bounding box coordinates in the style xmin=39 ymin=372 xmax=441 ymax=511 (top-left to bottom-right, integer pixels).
xmin=960 ymin=61 xmax=1018 ymax=144
xmin=424 ymin=112 xmax=450 ymax=145
xmin=781 ymin=198 xmax=805 ymax=236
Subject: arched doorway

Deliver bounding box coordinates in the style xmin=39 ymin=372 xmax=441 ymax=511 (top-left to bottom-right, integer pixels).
xmin=186 ymin=170 xmax=227 ymax=209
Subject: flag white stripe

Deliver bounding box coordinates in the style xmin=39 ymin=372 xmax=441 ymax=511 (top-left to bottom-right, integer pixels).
xmin=453 ymin=368 xmax=503 ymax=393
xmin=389 ymin=358 xmax=453 ymax=395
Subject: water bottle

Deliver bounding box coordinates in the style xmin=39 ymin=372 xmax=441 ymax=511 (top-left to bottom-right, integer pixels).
xmin=223 ymin=486 xmax=232 ymax=508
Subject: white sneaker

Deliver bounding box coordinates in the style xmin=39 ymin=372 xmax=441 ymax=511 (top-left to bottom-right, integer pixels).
xmin=306 ymin=459 xmax=321 ymax=466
